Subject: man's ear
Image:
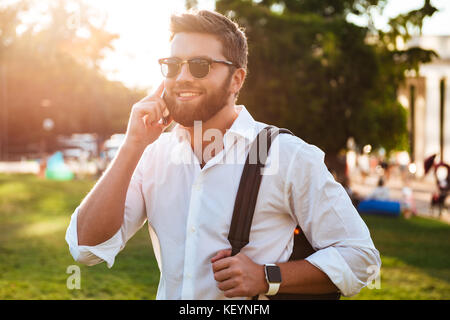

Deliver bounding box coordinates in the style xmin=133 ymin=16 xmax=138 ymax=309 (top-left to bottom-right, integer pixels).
xmin=230 ymin=68 xmax=246 ymax=96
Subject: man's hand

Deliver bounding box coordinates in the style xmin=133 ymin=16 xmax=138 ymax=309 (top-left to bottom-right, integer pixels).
xmin=124 ymin=81 xmax=173 ymax=149
xmin=211 ymin=249 xmax=268 ymax=298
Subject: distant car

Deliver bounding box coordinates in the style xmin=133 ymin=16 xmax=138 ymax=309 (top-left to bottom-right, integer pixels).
xmin=61 ymin=147 xmax=84 ymax=160
xmin=104 ymin=134 xmax=125 ymax=149
xmin=103 ymin=134 xmax=125 ymax=161
xmin=57 ymin=134 xmax=98 ymax=158
xmin=105 ymin=147 xmax=119 ymax=161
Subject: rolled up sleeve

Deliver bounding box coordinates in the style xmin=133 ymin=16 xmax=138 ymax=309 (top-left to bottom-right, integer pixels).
xmin=287 ymin=142 xmax=381 ymax=297
xmin=65 ymin=207 xmax=125 ymax=268
xmin=65 ymin=147 xmax=149 ymax=268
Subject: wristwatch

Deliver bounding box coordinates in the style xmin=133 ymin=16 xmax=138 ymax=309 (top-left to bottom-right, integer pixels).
xmin=264 ymin=264 xmax=282 ymax=295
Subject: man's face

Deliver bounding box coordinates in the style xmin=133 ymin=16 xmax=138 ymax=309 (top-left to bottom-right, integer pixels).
xmin=163 ymin=32 xmax=235 ymax=127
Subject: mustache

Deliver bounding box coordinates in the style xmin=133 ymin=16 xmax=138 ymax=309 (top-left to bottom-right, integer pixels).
xmin=172 ymin=82 xmax=205 ymax=92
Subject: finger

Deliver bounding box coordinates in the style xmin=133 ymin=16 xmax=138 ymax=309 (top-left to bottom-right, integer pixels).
xmin=213 ymin=268 xmax=233 ymax=282
xmin=162 ymin=113 xmax=174 ymax=126
xmin=212 ymin=256 xmax=232 ymax=273
xmin=149 ymin=122 xmax=165 ymax=135
xmin=158 ymin=113 xmax=174 ymax=127
xmin=153 ymin=81 xmax=165 ymax=97
xmin=138 ymin=93 xmax=154 ymax=103
xmin=211 ymin=249 xmax=232 ymax=264
xmin=152 ymin=96 xmax=168 ymax=120
xmin=140 ymin=97 xmax=166 ymax=124
xmin=162 ymin=107 xmax=170 ymax=118
xmin=151 ymin=107 xmax=163 ymax=125
xmin=142 ymin=108 xmax=158 ymax=127
xmin=224 ymin=288 xmax=241 ymax=298
xmin=138 ymin=82 xmax=164 ymax=103
xmin=136 ymin=102 xmax=163 ymax=124
xmin=217 ymin=278 xmax=237 ymax=292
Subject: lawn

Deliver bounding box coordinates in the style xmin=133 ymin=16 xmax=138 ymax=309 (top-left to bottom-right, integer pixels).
xmin=0 ymin=173 xmax=159 ymax=299
xmin=345 ymin=215 xmax=450 ymax=299
xmin=0 ymin=173 xmax=449 ymax=299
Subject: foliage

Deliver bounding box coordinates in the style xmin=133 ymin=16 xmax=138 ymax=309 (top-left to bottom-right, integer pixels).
xmin=185 ymin=0 xmax=199 ymax=10
xmin=215 ymin=0 xmax=438 ymax=158
xmin=386 ymin=0 xmax=438 ymax=43
xmin=0 ymin=0 xmax=145 ymax=158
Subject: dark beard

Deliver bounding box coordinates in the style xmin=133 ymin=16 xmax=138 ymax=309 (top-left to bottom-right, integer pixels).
xmin=163 ymin=72 xmax=233 ymax=127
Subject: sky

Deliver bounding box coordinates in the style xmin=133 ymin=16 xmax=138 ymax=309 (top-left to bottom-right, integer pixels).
xmin=85 ymin=0 xmax=450 ymax=92
xmin=91 ymin=0 xmax=215 ymax=92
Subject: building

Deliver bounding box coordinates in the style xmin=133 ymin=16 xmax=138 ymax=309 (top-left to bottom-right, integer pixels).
xmin=397 ymin=35 xmax=450 ymax=177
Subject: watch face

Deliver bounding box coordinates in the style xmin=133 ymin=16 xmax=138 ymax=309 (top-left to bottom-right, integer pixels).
xmin=266 ymin=265 xmax=282 ymax=283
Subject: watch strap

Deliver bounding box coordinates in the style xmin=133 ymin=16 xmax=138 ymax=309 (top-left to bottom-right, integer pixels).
xmin=266 ymin=282 xmax=280 ymax=296
xmin=264 ymin=264 xmax=281 ymax=296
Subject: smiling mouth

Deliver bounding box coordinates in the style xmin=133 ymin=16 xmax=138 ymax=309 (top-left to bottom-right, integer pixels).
xmin=176 ymin=91 xmax=203 ymax=100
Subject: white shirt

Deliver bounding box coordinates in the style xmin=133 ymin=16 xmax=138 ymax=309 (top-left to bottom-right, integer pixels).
xmin=65 ymin=105 xmax=381 ymax=299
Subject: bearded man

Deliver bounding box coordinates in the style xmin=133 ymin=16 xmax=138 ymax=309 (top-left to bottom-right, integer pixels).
xmin=66 ymin=10 xmax=380 ymax=300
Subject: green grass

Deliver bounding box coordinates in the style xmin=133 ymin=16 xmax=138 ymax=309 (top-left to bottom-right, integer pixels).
xmin=0 ymin=173 xmax=159 ymax=299
xmin=345 ymin=214 xmax=450 ymax=300
xmin=0 ymin=173 xmax=449 ymax=299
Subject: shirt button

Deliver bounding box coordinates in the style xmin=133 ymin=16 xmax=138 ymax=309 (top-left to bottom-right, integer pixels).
xmin=191 ymin=226 xmax=196 ymax=233
xmin=186 ymin=273 xmax=192 ymax=279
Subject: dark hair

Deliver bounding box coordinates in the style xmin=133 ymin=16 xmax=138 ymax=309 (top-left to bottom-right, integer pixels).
xmin=169 ymin=10 xmax=248 ymax=72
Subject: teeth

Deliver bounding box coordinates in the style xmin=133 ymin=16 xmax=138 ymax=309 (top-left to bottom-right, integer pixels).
xmin=179 ymin=92 xmax=201 ymax=97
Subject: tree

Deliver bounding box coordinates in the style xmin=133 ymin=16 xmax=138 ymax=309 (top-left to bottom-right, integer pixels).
xmin=215 ymin=0 xmax=438 ymax=182
xmin=0 ymin=0 xmax=145 ymax=159
xmin=186 ymin=0 xmax=199 ymax=10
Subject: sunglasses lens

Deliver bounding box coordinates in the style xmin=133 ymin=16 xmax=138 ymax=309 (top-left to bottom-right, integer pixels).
xmin=160 ymin=59 xmax=180 ymax=78
xmin=160 ymin=58 xmax=211 ymax=78
xmin=189 ymin=59 xmax=210 ymax=78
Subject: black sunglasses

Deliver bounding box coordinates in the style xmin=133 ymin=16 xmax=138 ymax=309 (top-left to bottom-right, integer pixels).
xmin=158 ymin=57 xmax=237 ymax=79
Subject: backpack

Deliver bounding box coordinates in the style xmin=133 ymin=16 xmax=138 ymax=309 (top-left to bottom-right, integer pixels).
xmin=228 ymin=125 xmax=341 ymax=300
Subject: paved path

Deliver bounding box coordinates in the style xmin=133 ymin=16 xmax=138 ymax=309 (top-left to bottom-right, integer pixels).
xmin=350 ymin=171 xmax=450 ymax=224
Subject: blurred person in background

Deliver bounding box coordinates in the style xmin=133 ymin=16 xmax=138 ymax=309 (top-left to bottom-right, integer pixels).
xmin=367 ymin=177 xmax=390 ymax=201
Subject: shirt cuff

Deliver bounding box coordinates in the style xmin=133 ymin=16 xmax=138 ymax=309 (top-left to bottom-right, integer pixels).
xmin=65 ymin=207 xmax=124 ymax=268
xmin=305 ymin=246 xmax=365 ymax=297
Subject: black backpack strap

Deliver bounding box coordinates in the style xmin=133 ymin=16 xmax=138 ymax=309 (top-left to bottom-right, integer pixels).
xmin=228 ymin=125 xmax=292 ymax=256
xmin=228 ymin=125 xmax=341 ymax=300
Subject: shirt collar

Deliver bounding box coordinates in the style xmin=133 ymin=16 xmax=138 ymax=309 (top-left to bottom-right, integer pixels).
xmin=226 ymin=105 xmax=258 ymax=142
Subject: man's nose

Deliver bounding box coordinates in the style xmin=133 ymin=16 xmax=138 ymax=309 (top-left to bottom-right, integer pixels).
xmin=176 ymin=63 xmax=194 ymax=82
